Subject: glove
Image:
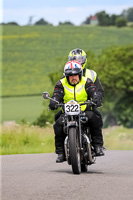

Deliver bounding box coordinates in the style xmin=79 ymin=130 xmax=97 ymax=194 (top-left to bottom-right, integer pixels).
xmin=93 ymin=95 xmax=102 ymax=107
xmin=49 ymin=99 xmax=58 ymax=110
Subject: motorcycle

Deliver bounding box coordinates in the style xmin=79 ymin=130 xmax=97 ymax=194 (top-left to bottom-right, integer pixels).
xmin=43 ymin=91 xmax=96 ymax=174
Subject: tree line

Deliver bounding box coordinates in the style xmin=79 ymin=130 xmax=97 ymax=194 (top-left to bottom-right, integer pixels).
xmin=83 ymin=8 xmax=133 ymax=27
xmin=1 ymin=7 xmax=133 ymax=27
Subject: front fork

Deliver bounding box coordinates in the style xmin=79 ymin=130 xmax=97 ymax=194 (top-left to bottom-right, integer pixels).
xmin=64 ymin=136 xmax=70 ymax=164
xmin=78 ymin=115 xmax=82 ymax=150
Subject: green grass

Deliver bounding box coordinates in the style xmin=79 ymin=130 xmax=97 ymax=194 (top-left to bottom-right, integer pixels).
xmin=1 ymin=96 xmax=45 ymax=123
xmin=0 ymin=125 xmax=133 ymax=155
xmin=0 ymin=124 xmax=55 ymax=155
xmin=103 ymin=126 xmax=133 ymax=150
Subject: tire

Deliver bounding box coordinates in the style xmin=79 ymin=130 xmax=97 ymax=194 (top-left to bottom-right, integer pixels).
xmin=69 ymin=127 xmax=81 ymax=174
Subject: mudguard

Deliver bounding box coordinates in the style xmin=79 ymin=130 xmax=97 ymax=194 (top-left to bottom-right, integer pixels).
xmin=67 ymin=121 xmax=78 ymax=127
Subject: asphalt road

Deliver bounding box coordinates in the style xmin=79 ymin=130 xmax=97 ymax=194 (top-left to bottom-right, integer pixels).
xmin=1 ymin=150 xmax=133 ymax=200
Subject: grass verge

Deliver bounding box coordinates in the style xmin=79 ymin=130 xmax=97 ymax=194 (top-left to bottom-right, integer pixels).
xmin=0 ymin=125 xmax=133 ymax=155
xmin=0 ymin=124 xmax=55 ymax=155
xmin=103 ymin=126 xmax=133 ymax=150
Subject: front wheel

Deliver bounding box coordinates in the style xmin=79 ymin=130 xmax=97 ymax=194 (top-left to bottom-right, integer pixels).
xmin=69 ymin=127 xmax=81 ymax=174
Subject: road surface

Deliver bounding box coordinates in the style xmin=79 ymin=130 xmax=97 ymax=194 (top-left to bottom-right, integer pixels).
xmin=1 ymin=150 xmax=133 ymax=200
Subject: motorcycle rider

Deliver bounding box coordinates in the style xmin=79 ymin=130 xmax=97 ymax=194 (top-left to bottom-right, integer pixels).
xmin=49 ymin=60 xmax=104 ymax=163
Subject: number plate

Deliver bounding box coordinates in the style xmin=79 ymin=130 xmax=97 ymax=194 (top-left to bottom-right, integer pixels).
xmin=65 ymin=100 xmax=80 ymax=115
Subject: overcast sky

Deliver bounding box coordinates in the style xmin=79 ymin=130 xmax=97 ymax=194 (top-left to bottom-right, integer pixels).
xmin=1 ymin=0 xmax=133 ymax=25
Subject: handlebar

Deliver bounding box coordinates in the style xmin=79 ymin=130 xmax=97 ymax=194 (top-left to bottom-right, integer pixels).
xmin=56 ymin=100 xmax=96 ymax=108
xmin=79 ymin=100 xmax=96 ymax=106
xmin=42 ymin=92 xmax=96 ymax=107
xmin=42 ymin=92 xmax=97 ymax=110
xmin=57 ymin=103 xmax=64 ymax=107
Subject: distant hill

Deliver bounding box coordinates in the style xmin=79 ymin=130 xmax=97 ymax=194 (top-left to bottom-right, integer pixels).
xmin=2 ymin=25 xmax=133 ymax=96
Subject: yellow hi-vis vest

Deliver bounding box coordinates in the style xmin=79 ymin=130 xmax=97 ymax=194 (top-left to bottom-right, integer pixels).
xmin=60 ymin=76 xmax=88 ymax=111
xmin=85 ymin=69 xmax=97 ymax=83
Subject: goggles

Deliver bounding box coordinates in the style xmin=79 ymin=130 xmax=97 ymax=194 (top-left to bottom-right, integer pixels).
xmin=70 ymin=55 xmax=83 ymax=64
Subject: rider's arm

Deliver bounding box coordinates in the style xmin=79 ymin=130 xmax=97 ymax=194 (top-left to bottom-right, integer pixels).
xmin=51 ymin=81 xmax=64 ymax=101
xmin=94 ymin=76 xmax=104 ymax=100
xmin=49 ymin=81 xmax=64 ymax=110
xmin=85 ymin=78 xmax=102 ymax=107
xmin=85 ymin=78 xmax=97 ymax=98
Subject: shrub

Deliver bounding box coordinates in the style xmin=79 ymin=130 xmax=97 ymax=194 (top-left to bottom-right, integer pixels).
xmin=115 ymin=17 xmax=127 ymax=27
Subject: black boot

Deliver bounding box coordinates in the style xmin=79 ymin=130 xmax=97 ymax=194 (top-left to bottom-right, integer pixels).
xmin=94 ymin=145 xmax=104 ymax=156
xmin=56 ymin=153 xmax=65 ymax=163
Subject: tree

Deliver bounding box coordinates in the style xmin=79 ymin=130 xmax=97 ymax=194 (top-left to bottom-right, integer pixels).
xmin=114 ymin=93 xmax=133 ymax=128
xmin=96 ymin=11 xmax=110 ymax=26
xmin=128 ymin=8 xmax=133 ymax=22
xmin=82 ymin=16 xmax=91 ymax=25
xmin=34 ymin=18 xmax=51 ymax=25
xmin=95 ymin=45 xmax=133 ymax=127
xmin=1 ymin=22 xmax=19 ymax=25
xmin=59 ymin=21 xmax=74 ymax=26
xmin=96 ymin=45 xmax=133 ymax=93
xmin=110 ymin=14 xmax=119 ymax=25
xmin=121 ymin=7 xmax=133 ymax=22
xmin=115 ymin=17 xmax=127 ymax=27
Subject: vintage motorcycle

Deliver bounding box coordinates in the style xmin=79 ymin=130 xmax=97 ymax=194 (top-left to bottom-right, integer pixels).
xmin=43 ymin=91 xmax=96 ymax=174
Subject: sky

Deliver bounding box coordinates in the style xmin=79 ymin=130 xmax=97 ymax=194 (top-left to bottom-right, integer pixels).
xmin=1 ymin=0 xmax=133 ymax=26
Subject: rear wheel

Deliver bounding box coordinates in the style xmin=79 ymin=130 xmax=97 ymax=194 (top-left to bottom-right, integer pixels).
xmin=69 ymin=127 xmax=81 ymax=174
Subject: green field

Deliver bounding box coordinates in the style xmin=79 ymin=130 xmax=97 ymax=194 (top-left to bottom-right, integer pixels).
xmin=1 ymin=125 xmax=133 ymax=155
xmin=1 ymin=25 xmax=133 ymax=123
xmin=1 ymin=96 xmax=44 ymax=123
xmin=2 ymin=25 xmax=133 ymax=96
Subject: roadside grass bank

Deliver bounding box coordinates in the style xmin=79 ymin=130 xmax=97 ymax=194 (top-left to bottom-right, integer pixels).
xmin=0 ymin=125 xmax=133 ymax=155
xmin=0 ymin=124 xmax=55 ymax=155
xmin=103 ymin=126 xmax=133 ymax=150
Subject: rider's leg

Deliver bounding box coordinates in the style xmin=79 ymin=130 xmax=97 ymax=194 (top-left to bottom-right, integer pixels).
xmin=85 ymin=110 xmax=104 ymax=156
xmin=53 ymin=114 xmax=66 ymax=162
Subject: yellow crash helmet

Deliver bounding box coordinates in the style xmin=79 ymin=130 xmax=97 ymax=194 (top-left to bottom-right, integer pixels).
xmin=68 ymin=48 xmax=87 ymax=69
